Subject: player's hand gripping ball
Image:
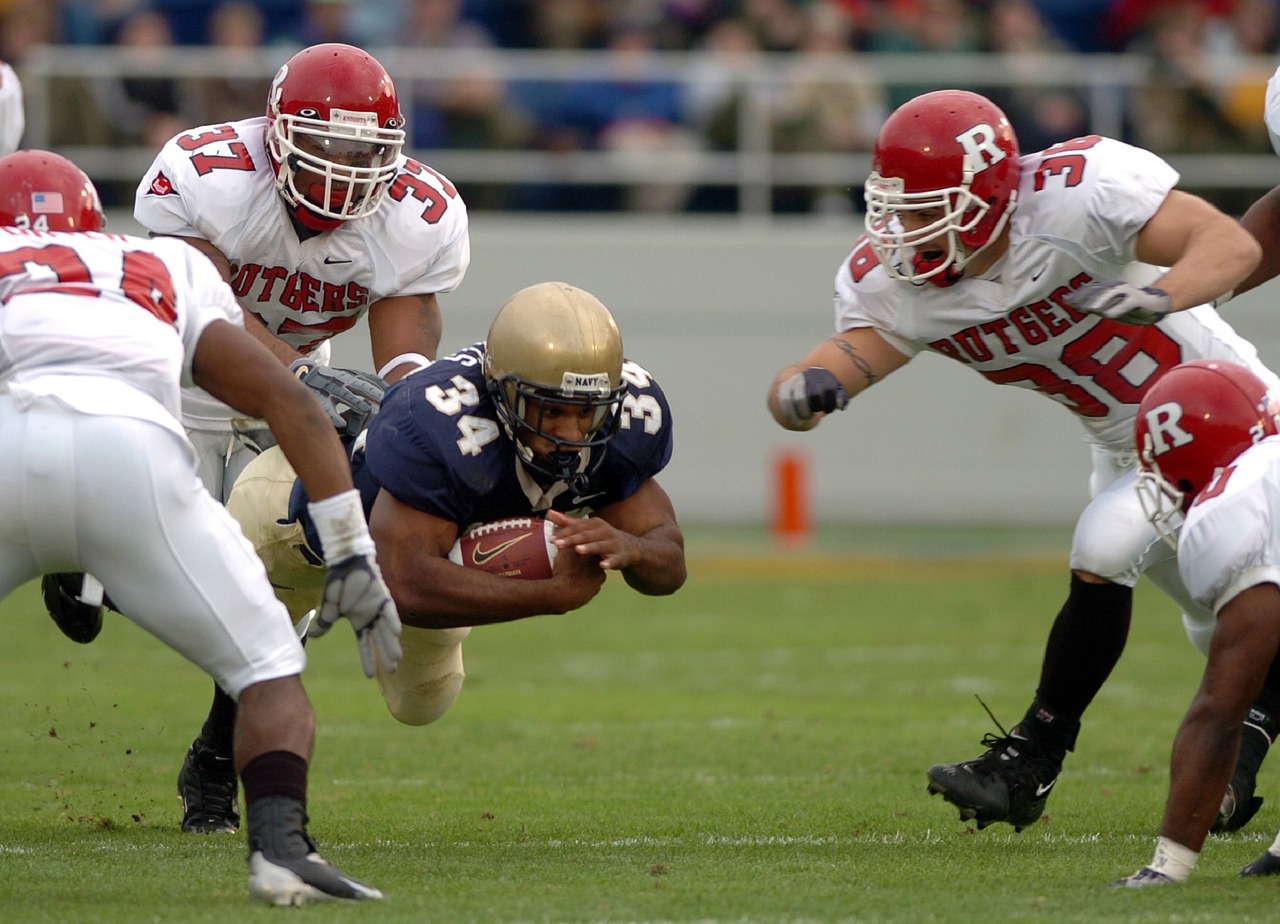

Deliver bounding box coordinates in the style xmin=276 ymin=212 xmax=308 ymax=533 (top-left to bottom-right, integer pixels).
xmin=449 ymin=517 xmax=558 ymax=579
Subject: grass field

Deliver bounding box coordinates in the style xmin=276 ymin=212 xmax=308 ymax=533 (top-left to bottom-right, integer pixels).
xmin=2 ymin=525 xmax=1278 ymax=922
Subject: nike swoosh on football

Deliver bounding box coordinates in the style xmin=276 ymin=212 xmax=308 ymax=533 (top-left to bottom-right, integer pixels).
xmin=1035 ymin=778 xmax=1058 ymax=797
xmin=323 ymin=257 xmax=352 ymax=264
xmin=472 ymin=534 xmax=533 ymax=566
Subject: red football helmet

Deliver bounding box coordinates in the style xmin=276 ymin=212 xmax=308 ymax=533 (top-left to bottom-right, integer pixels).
xmin=864 ymin=89 xmax=1020 ymax=286
xmin=0 ymin=149 xmax=105 ymax=232
xmin=1135 ymin=360 xmax=1280 ymax=543
xmin=265 ymin=43 xmax=406 ymax=231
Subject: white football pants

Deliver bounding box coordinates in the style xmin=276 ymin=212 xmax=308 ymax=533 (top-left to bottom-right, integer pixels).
xmin=1071 ymin=443 xmax=1215 ymax=655
xmin=0 ymin=395 xmax=304 ymax=696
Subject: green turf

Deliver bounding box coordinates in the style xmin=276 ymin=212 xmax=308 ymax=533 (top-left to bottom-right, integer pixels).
xmin=1 ymin=526 xmax=1275 ymax=922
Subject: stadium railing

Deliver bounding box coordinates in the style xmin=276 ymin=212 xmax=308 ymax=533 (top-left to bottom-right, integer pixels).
xmin=18 ymin=45 xmax=1280 ymax=214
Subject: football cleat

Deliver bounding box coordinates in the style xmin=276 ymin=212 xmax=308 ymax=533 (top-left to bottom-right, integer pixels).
xmin=1214 ymin=785 xmax=1264 ymax=834
xmin=1213 ymin=708 xmax=1275 ymax=833
xmin=247 ymin=795 xmax=383 ymax=906
xmin=926 ymin=730 xmax=1061 ymax=832
xmin=1240 ymin=850 xmax=1280 ymax=877
xmin=1111 ymin=866 xmax=1176 ymax=888
xmin=41 ymin=572 xmax=105 ymax=644
xmin=178 ymin=737 xmax=240 ymax=834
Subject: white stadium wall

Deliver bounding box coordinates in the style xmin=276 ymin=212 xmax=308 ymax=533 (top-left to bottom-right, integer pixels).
xmin=107 ymin=211 xmax=1280 ymax=526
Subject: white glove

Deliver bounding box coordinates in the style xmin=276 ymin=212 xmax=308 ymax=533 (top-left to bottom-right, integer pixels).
xmin=310 ymin=554 xmax=403 ymax=678
xmin=775 ymin=367 xmax=848 ymax=428
xmin=306 ymin=489 xmax=403 ymax=677
xmin=1067 ymin=281 xmax=1171 ymax=325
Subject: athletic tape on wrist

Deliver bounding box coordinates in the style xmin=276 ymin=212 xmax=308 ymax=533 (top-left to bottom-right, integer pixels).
xmin=307 ymin=489 xmax=375 ymax=564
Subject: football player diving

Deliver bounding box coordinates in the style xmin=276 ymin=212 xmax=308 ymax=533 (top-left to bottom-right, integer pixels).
xmin=175 ymin=280 xmax=686 ymax=828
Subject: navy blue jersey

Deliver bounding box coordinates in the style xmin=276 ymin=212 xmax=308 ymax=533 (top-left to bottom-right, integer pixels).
xmin=291 ymin=342 xmax=673 ymax=555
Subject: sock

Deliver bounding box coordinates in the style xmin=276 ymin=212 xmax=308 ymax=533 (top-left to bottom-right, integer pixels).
xmin=241 ymin=750 xmax=308 ymax=807
xmin=1013 ymin=695 xmax=1079 ymax=763
xmin=1148 ymin=836 xmax=1198 ymax=882
xmin=1036 ymin=574 xmax=1132 ymax=720
xmin=200 ymin=684 xmax=238 ymax=759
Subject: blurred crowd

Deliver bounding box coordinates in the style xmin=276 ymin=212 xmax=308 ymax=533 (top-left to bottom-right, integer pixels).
xmin=0 ymin=0 xmax=1277 ymax=212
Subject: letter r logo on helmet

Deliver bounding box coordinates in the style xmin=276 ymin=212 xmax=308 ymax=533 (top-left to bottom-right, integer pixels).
xmin=955 ymin=124 xmax=1009 ymax=173
xmin=1143 ymin=401 xmax=1194 ymax=457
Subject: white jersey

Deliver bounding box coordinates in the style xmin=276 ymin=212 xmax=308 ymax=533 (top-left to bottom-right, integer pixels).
xmin=0 ymin=60 xmax=23 ymax=156
xmin=1178 ymin=436 xmax=1280 ymax=616
xmin=1265 ymin=63 xmax=1280 ymax=155
xmin=0 ymin=227 xmax=241 ymax=439
xmin=835 ymin=135 xmax=1276 ymax=451
xmin=134 ymin=116 xmax=470 ymax=429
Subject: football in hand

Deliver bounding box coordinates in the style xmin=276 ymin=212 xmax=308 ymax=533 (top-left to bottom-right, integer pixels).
xmin=448 ymin=517 xmax=558 ymax=579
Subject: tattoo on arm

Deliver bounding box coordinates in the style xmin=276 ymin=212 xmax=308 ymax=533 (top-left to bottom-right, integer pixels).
xmin=828 ymin=337 xmax=877 ymax=387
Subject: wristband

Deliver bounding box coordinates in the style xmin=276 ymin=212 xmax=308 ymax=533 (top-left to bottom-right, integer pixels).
xmin=307 ymin=489 xmax=375 ymax=565
xmin=377 ymin=352 xmax=432 ymax=379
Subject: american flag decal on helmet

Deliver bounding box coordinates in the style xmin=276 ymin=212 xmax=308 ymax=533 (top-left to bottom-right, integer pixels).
xmin=31 ymin=192 xmax=63 ymax=213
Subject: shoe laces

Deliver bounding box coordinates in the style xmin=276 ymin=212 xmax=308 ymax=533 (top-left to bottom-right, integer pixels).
xmin=969 ymin=699 xmax=1058 ymax=785
xmin=187 ymin=746 xmax=238 ymax=814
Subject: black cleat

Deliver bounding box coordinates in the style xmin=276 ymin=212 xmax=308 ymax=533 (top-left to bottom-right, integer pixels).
xmin=177 ymin=737 xmax=240 ymax=834
xmin=1240 ymin=850 xmax=1280 ymax=877
xmin=1212 ymin=708 xmax=1274 ymax=833
xmin=41 ymin=572 xmax=105 ymax=644
xmin=246 ymin=795 xmax=382 ymax=906
xmin=927 ymin=730 xmax=1061 ymax=832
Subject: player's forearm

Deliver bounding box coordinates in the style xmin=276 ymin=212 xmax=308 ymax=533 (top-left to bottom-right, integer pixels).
xmin=387 ymin=557 xmax=582 ymax=629
xmin=1235 ymin=186 xmax=1280 ymax=298
xmin=1151 ymin=219 xmax=1261 ymax=311
xmin=1158 ymin=699 xmax=1243 ymax=853
xmin=619 ymin=527 xmax=687 ymax=596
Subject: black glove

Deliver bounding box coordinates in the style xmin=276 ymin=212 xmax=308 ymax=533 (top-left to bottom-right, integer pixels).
xmin=309 ymin=554 xmax=403 ymax=678
xmin=288 ymin=359 xmax=387 ymax=437
xmin=775 ymin=367 xmax=848 ymax=428
xmin=1066 ymin=281 xmax=1171 ymax=325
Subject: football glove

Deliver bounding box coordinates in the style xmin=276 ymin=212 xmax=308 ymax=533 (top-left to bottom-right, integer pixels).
xmin=776 ymin=367 xmax=848 ymax=428
xmin=288 ymin=359 xmax=387 ymax=438
xmin=1066 ymin=281 xmax=1171 ymax=325
xmin=309 ymin=554 xmax=402 ymax=678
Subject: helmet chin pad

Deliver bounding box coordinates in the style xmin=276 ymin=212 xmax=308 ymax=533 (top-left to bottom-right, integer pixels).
xmin=912 ymin=251 xmax=965 ymax=287
xmin=291 ymin=201 xmax=344 ymax=232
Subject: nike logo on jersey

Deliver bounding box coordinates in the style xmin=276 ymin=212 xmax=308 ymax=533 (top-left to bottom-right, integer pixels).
xmin=472 ymin=535 xmax=533 ymax=565
xmin=1030 ymin=267 xmax=1046 ymax=282
xmin=1035 ymin=777 xmax=1058 ymax=797
xmin=572 ymin=492 xmax=605 ymax=505
xmin=323 ymin=256 xmax=352 ymax=264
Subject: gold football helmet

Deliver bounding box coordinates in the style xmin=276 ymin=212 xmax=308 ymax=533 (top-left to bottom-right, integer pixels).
xmin=484 ymin=281 xmax=626 ymax=483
